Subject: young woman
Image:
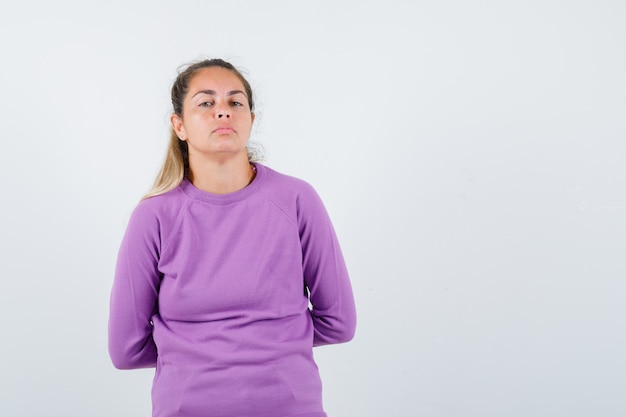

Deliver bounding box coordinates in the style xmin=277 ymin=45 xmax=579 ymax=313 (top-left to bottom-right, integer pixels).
xmin=108 ymin=58 xmax=356 ymax=417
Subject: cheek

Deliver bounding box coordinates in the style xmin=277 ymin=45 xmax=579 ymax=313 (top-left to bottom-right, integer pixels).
xmin=184 ymin=113 xmax=209 ymax=131
xmin=242 ymin=122 xmax=253 ymax=135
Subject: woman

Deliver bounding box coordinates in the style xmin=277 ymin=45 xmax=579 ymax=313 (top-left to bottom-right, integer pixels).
xmin=108 ymin=58 xmax=357 ymax=417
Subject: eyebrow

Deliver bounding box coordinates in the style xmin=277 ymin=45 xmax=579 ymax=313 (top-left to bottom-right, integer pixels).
xmin=191 ymin=89 xmax=247 ymax=99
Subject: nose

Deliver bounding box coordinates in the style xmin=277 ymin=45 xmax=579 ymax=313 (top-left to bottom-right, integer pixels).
xmin=215 ymin=103 xmax=231 ymax=119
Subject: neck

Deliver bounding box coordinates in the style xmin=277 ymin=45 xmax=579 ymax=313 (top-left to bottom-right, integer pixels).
xmin=188 ymin=154 xmax=255 ymax=195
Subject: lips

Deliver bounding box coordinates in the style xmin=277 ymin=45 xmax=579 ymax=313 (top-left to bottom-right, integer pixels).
xmin=213 ymin=126 xmax=235 ymax=134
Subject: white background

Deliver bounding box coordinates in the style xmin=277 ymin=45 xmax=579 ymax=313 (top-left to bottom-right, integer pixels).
xmin=1 ymin=1 xmax=625 ymax=416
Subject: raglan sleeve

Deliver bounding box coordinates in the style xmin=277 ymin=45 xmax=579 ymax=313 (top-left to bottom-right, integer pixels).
xmin=108 ymin=202 xmax=161 ymax=369
xmin=297 ymin=183 xmax=357 ymax=347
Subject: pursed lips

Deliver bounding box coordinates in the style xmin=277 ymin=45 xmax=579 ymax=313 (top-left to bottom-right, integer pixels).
xmin=212 ymin=126 xmax=235 ymax=134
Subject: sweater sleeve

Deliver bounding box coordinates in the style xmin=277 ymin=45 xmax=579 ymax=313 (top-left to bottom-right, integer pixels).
xmin=298 ymin=184 xmax=357 ymax=347
xmin=108 ymin=203 xmax=161 ymax=369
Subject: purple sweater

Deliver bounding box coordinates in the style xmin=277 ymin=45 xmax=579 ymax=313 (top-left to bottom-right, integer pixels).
xmin=108 ymin=164 xmax=356 ymax=417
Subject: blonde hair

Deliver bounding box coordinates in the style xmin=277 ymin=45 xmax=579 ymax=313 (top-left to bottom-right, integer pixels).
xmin=143 ymin=129 xmax=187 ymax=199
xmin=143 ymin=58 xmax=258 ymax=200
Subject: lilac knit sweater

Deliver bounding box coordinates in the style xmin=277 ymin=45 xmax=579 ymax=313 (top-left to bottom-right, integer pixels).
xmin=108 ymin=164 xmax=356 ymax=417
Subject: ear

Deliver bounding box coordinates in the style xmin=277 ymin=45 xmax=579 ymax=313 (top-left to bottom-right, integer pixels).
xmin=170 ymin=114 xmax=186 ymax=140
xmin=250 ymin=112 xmax=256 ymax=125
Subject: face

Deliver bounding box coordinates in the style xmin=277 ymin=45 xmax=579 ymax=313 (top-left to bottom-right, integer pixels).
xmin=171 ymin=67 xmax=255 ymax=161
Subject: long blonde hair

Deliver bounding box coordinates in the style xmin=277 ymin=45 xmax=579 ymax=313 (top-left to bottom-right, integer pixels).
xmin=143 ymin=58 xmax=258 ymax=200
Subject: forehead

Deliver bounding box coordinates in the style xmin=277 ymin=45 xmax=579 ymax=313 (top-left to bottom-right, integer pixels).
xmin=188 ymin=67 xmax=245 ymax=92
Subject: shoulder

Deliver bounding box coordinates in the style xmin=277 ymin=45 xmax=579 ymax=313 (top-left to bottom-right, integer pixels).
xmin=256 ymin=164 xmax=327 ymax=221
xmin=127 ymin=185 xmax=187 ymax=231
xmin=258 ymin=164 xmax=319 ymax=199
xmin=257 ymin=164 xmax=322 ymax=205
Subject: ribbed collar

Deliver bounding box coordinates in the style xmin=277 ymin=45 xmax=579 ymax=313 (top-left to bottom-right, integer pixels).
xmin=179 ymin=163 xmax=267 ymax=206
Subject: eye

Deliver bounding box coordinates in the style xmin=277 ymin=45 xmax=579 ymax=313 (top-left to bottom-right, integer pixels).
xmin=231 ymin=101 xmax=243 ymax=107
xmin=199 ymin=101 xmax=213 ymax=107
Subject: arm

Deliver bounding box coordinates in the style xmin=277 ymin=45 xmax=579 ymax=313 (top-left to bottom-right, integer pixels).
xmin=298 ymin=184 xmax=357 ymax=347
xmin=108 ymin=204 xmax=160 ymax=369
